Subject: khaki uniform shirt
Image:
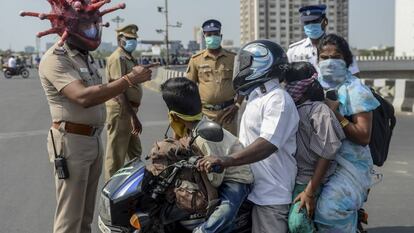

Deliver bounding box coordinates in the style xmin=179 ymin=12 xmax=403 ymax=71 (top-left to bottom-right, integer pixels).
xmin=195 ymin=118 xmax=253 ymax=187
xmin=186 ymin=49 xmax=236 ymax=105
xmin=106 ymin=47 xmax=143 ymax=105
xmin=39 ymin=43 xmax=106 ymax=127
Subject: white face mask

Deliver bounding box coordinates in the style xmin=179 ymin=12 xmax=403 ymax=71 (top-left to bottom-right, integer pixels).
xmin=318 ymin=59 xmax=348 ymax=89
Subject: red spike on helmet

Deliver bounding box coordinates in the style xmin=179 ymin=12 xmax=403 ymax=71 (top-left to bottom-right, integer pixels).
xmin=20 ymin=0 xmax=125 ymax=51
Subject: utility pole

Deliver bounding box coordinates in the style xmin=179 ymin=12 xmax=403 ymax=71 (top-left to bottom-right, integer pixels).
xmin=164 ymin=0 xmax=169 ymax=66
xmin=111 ymin=16 xmax=124 ymax=29
xmin=157 ymin=0 xmax=182 ymax=66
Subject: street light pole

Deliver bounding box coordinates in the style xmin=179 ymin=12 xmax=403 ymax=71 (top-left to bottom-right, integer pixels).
xmin=164 ymin=0 xmax=170 ymax=66
xmin=111 ymin=16 xmax=124 ymax=29
xmin=156 ymin=1 xmax=181 ymax=66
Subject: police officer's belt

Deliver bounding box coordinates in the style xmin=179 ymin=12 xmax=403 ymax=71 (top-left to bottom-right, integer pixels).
xmin=52 ymin=122 xmax=99 ymax=136
xmin=203 ymin=99 xmax=234 ymax=111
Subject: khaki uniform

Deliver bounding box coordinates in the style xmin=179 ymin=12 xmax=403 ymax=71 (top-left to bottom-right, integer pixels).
xmin=186 ymin=49 xmax=238 ymax=135
xmin=104 ymin=47 xmax=143 ymax=180
xmin=39 ymin=42 xmax=105 ymax=233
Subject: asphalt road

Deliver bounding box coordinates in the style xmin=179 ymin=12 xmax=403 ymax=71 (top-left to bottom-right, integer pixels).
xmin=0 ymin=70 xmax=413 ymax=233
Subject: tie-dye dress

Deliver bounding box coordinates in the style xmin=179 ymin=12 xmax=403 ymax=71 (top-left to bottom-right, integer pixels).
xmin=315 ymin=73 xmax=380 ymax=233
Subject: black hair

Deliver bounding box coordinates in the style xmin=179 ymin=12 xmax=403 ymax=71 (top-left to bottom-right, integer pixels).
xmin=160 ymin=77 xmax=202 ymax=115
xmin=317 ymin=33 xmax=353 ymax=68
xmin=285 ymin=61 xmax=317 ymax=83
xmin=286 ymin=61 xmax=324 ymax=102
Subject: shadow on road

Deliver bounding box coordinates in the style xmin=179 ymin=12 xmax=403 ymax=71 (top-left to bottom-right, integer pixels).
xmin=368 ymin=226 xmax=414 ymax=233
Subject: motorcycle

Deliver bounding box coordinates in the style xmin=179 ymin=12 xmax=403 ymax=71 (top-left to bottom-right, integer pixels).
xmin=98 ymin=120 xmax=252 ymax=233
xmin=2 ymin=65 xmax=30 ymax=79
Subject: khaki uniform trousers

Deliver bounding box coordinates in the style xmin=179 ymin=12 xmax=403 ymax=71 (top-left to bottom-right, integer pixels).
xmin=47 ymin=126 xmax=103 ymax=233
xmin=203 ymin=107 xmax=238 ymax=136
xmin=104 ymin=102 xmax=142 ymax=181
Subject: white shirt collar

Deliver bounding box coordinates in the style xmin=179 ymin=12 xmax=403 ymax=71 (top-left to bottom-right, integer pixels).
xmin=249 ymin=79 xmax=280 ymax=99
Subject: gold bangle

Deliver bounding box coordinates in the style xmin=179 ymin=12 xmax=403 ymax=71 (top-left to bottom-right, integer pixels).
xmin=340 ymin=118 xmax=350 ymax=128
xmin=122 ymin=75 xmax=134 ymax=87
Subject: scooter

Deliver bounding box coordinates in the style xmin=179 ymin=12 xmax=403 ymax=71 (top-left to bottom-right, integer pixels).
xmin=2 ymin=65 xmax=30 ymax=79
xmin=98 ymin=120 xmax=252 ymax=233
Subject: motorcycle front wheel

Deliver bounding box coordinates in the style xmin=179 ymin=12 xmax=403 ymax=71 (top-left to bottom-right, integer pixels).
xmin=21 ymin=69 xmax=30 ymax=79
xmin=4 ymin=70 xmax=12 ymax=79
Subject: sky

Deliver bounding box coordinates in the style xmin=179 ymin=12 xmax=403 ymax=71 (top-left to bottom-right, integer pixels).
xmin=0 ymin=0 xmax=395 ymax=51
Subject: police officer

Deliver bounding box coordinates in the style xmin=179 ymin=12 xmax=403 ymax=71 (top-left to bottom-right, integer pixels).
xmin=287 ymin=4 xmax=360 ymax=76
xmin=105 ymin=24 xmax=143 ymax=181
xmin=186 ymin=19 xmax=242 ymax=135
xmin=38 ymin=13 xmax=154 ymax=233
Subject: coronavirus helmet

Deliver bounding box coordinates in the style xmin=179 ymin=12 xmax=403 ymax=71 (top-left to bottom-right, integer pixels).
xmin=20 ymin=0 xmax=126 ymax=51
xmin=233 ymin=40 xmax=289 ymax=96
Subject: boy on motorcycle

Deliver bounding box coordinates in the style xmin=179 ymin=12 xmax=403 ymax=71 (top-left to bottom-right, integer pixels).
xmin=160 ymin=77 xmax=253 ymax=233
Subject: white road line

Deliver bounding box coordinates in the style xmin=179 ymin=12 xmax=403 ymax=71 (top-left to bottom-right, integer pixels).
xmin=0 ymin=120 xmax=169 ymax=140
xmin=0 ymin=130 xmax=46 ymax=139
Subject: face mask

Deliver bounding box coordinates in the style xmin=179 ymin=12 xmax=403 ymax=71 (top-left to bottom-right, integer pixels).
xmin=168 ymin=111 xmax=203 ymax=138
xmin=304 ymin=23 xmax=324 ymax=39
xmin=83 ymin=26 xmax=98 ymax=39
xmin=122 ymin=39 xmax=138 ymax=53
xmin=205 ymin=35 xmax=222 ymax=49
xmin=318 ymin=59 xmax=348 ymax=89
xmin=169 ymin=117 xmax=187 ymax=138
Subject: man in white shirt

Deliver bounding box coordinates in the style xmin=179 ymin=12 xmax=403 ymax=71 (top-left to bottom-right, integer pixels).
xmin=287 ymin=4 xmax=360 ymax=76
xmin=8 ymin=56 xmax=17 ymax=69
xmin=198 ymin=40 xmax=299 ymax=233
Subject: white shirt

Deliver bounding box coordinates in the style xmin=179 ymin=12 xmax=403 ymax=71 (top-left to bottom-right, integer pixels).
xmin=8 ymin=57 xmax=16 ymax=68
xmin=287 ymin=37 xmax=360 ymax=75
xmin=239 ymin=79 xmax=299 ymax=205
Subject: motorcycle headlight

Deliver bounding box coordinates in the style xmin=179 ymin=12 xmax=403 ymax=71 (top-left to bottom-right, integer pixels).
xmin=99 ymin=192 xmax=111 ymax=221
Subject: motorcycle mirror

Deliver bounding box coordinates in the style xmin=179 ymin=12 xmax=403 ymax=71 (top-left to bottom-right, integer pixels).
xmin=191 ymin=120 xmax=224 ymax=145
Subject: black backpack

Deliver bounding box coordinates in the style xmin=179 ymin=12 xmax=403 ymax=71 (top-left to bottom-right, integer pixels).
xmin=369 ymin=89 xmax=397 ymax=166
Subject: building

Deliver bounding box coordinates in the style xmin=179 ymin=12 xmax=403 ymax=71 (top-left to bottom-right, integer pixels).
xmin=395 ymin=0 xmax=414 ymax=56
xmin=24 ymin=46 xmax=35 ymax=54
xmin=240 ymin=0 xmax=349 ymax=49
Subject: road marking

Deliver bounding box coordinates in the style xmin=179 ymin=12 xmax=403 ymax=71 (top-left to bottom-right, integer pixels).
xmin=0 ymin=121 xmax=169 ymax=140
xmin=392 ymin=161 xmax=409 ymax=165
xmin=0 ymin=130 xmax=46 ymax=139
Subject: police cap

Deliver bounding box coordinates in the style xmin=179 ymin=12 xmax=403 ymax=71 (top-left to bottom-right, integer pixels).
xmin=116 ymin=24 xmax=139 ymax=38
xmin=299 ymin=4 xmax=327 ymax=22
xmin=202 ymin=19 xmax=221 ymax=32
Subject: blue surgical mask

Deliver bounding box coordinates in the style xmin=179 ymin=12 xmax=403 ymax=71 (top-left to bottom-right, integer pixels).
xmin=318 ymin=59 xmax=348 ymax=89
xmin=83 ymin=26 xmax=98 ymax=39
xmin=122 ymin=39 xmax=137 ymax=53
xmin=205 ymin=35 xmax=222 ymax=49
xmin=304 ymin=23 xmax=324 ymax=39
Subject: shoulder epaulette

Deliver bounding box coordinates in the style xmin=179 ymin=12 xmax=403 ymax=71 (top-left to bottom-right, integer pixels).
xmin=53 ymin=46 xmax=67 ymax=55
xmin=191 ymin=50 xmax=205 ymax=58
xmin=225 ymin=49 xmax=237 ymax=56
xmin=288 ymin=38 xmax=307 ymax=48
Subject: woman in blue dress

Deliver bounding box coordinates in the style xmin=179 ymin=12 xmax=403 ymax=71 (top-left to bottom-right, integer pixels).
xmin=314 ymin=34 xmax=380 ymax=233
